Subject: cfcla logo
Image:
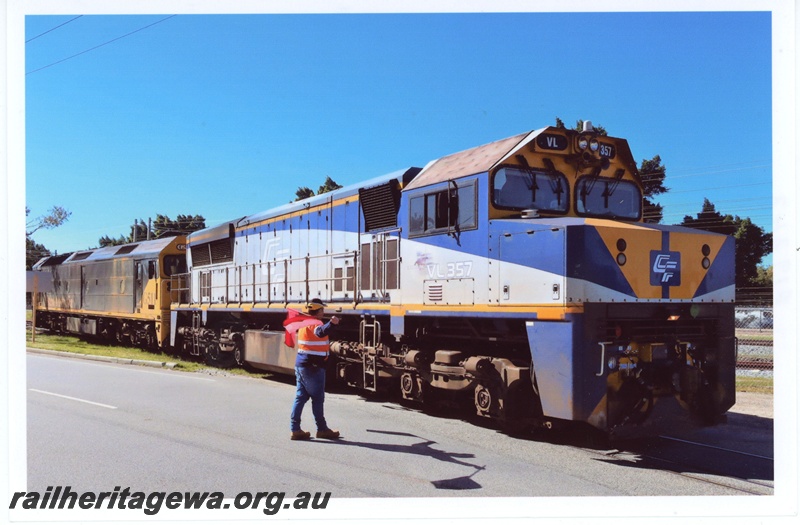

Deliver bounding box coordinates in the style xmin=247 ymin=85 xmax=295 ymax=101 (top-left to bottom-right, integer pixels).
xmin=650 ymin=251 xmax=681 ymax=286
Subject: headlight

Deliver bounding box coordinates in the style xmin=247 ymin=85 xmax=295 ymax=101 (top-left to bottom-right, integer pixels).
xmin=578 ymin=137 xmax=589 ymax=150
xmin=607 ymin=356 xmax=618 ymax=370
xmin=590 ymin=139 xmax=599 ymax=152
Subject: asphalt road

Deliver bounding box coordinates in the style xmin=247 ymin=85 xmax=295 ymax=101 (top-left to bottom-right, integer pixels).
xmin=24 ymin=353 xmax=775 ymax=506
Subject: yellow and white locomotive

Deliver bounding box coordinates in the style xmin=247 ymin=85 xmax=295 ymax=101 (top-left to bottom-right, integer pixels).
xmin=33 ymin=235 xmax=187 ymax=348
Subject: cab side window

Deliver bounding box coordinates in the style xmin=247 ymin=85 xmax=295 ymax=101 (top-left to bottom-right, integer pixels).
xmin=409 ymin=179 xmax=477 ymax=237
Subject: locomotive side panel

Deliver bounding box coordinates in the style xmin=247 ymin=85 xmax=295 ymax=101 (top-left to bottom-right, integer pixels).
xmin=46 ymin=263 xmax=82 ymax=310
xmin=80 ymin=259 xmax=136 ymax=314
xmin=399 ymin=175 xmax=488 ymax=310
xmin=492 ymin=222 xmax=567 ymax=307
xmin=330 ymin=198 xmax=359 ymax=302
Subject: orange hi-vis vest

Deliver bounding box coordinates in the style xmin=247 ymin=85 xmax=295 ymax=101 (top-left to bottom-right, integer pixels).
xmin=297 ymin=324 xmax=330 ymax=357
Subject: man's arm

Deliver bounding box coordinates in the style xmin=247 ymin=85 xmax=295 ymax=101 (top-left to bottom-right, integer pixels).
xmin=314 ymin=315 xmax=340 ymax=337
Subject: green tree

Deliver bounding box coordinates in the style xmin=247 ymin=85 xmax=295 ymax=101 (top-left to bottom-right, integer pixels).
xmin=639 ymin=155 xmax=668 ymax=224
xmin=294 ymin=187 xmax=315 ymax=202
xmin=153 ymin=214 xmax=206 ymax=238
xmin=26 ymin=238 xmax=50 ymax=270
xmin=98 ymin=234 xmax=128 ymax=247
xmin=294 ymin=177 xmax=343 ymax=202
xmin=317 ymin=176 xmax=343 ymax=195
xmin=754 ymin=265 xmax=773 ymax=287
xmin=680 ymin=198 xmax=772 ymax=288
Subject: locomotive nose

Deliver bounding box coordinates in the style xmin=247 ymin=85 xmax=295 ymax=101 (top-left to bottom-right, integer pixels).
xmin=589 ymin=223 xmax=735 ymax=301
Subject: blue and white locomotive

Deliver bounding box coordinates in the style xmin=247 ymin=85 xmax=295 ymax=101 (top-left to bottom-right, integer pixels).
xmin=167 ymin=122 xmax=736 ymax=436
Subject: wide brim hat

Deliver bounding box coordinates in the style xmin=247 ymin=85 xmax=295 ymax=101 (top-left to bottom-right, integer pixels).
xmin=303 ymin=298 xmax=327 ymax=314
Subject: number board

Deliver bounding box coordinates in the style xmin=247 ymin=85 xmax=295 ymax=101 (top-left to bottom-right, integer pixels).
xmin=598 ymin=143 xmax=616 ymax=159
xmin=536 ymin=133 xmax=568 ymax=151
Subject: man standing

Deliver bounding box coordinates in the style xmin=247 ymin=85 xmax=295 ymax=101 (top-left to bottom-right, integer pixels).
xmin=289 ymin=299 xmax=341 ymax=440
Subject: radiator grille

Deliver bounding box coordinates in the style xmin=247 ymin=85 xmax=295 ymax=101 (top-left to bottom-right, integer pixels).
xmin=191 ymin=238 xmax=233 ymax=267
xmin=359 ymin=180 xmax=400 ymax=231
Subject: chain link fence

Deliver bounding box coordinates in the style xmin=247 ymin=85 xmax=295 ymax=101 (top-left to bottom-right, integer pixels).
xmin=735 ymin=307 xmax=773 ymax=394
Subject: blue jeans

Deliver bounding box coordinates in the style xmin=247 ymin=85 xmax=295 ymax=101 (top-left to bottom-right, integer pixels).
xmin=290 ymin=365 xmax=329 ymax=432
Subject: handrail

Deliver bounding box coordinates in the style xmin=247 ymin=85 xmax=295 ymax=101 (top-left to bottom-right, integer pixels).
xmin=596 ymin=342 xmax=613 ymax=377
xmin=169 ymin=248 xmax=371 ymax=306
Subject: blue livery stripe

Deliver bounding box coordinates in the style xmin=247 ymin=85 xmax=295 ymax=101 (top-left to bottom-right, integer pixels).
xmin=566 ymin=226 xmax=635 ymax=296
xmin=694 ymin=236 xmax=736 ymax=298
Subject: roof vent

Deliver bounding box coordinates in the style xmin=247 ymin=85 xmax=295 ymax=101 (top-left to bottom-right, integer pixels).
xmin=115 ymin=244 xmax=139 ymax=255
xmin=582 ymin=120 xmax=594 ymax=132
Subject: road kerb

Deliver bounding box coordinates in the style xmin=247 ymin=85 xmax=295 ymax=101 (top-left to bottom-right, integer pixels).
xmin=27 ymin=348 xmax=178 ymax=369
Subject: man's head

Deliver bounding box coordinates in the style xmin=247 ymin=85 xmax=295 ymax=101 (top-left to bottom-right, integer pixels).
xmin=303 ymin=298 xmax=326 ymax=318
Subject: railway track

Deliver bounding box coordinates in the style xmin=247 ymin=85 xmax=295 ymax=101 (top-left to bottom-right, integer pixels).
xmin=736 ymin=359 xmax=773 ymax=370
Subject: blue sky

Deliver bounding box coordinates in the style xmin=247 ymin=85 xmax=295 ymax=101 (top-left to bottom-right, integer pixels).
xmin=22 ymin=9 xmax=775 ymax=264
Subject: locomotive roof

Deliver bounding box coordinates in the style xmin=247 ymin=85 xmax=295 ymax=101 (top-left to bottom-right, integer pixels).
xmin=233 ymin=168 xmax=416 ymax=230
xmin=404 ymin=131 xmax=531 ymax=191
xmin=404 ymin=126 xmax=639 ymax=190
xmin=42 ymin=236 xmax=182 ymax=266
xmin=188 ymin=168 xmax=418 ymax=245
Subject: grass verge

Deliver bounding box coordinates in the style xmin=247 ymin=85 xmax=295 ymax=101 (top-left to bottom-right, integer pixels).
xmin=26 ymin=331 xmax=264 ymax=377
xmin=735 ymin=375 xmax=773 ymax=395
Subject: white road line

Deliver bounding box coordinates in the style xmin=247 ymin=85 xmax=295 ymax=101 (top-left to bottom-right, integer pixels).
xmin=29 ymin=389 xmax=118 ymax=410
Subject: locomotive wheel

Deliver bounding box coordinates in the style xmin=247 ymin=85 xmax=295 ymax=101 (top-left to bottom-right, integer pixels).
xmin=400 ymin=372 xmax=420 ymax=400
xmin=474 ymin=384 xmax=493 ymax=414
xmin=205 ymin=343 xmax=221 ymax=365
xmin=233 ymin=341 xmax=245 ymax=366
xmin=145 ymin=325 xmax=157 ymax=350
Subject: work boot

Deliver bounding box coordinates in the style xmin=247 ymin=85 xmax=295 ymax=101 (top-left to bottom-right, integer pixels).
xmin=290 ymin=430 xmax=311 ymax=441
xmin=316 ymin=428 xmax=340 ymax=439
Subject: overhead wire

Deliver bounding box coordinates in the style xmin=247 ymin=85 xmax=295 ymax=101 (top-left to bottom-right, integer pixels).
xmin=26 ymin=15 xmax=176 ymax=76
xmin=26 ymin=15 xmax=84 ymax=43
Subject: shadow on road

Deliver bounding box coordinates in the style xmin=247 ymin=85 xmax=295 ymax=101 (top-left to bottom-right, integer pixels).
xmin=308 ymin=429 xmax=487 ymax=490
